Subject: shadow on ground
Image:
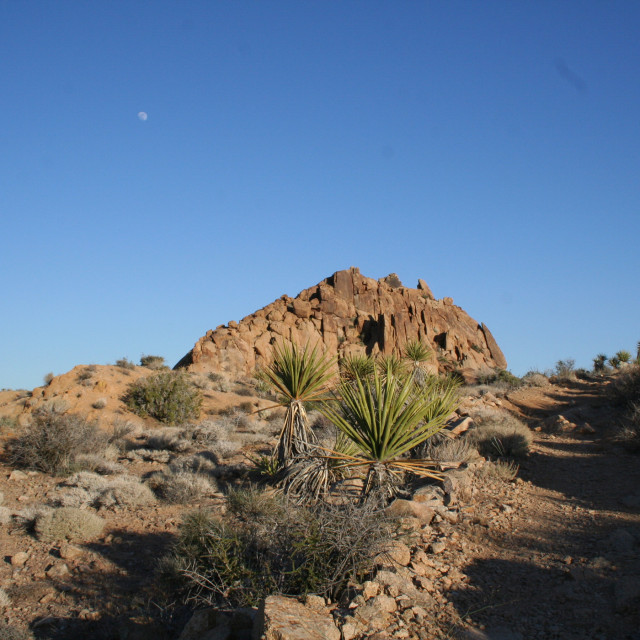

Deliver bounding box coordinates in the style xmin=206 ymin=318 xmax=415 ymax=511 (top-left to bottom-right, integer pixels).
xmin=29 ymin=529 xmax=191 ymax=640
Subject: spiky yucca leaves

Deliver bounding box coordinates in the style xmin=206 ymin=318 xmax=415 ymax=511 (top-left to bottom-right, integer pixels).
xmin=404 ymin=340 xmax=433 ymax=386
xmin=261 ymin=342 xmax=336 ymax=466
xmin=340 ymin=354 xmax=376 ymax=382
xmin=321 ymin=370 xmax=459 ymax=495
xmin=376 ymin=353 xmax=408 ymax=382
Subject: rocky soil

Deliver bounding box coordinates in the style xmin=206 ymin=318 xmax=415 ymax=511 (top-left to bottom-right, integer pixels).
xmin=1 ymin=376 xmax=639 ymax=640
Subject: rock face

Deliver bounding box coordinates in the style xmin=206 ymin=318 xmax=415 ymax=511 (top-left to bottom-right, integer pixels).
xmin=176 ymin=268 xmax=506 ymax=378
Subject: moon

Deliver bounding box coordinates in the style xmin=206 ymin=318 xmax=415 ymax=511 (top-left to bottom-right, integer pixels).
xmin=137 ymin=111 xmax=148 ymax=121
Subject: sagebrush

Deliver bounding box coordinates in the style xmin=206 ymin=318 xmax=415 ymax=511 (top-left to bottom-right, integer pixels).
xmin=124 ymin=371 xmax=202 ymax=424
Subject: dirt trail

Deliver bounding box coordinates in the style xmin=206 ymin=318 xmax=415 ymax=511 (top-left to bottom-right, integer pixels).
xmin=445 ymin=380 xmax=640 ymax=640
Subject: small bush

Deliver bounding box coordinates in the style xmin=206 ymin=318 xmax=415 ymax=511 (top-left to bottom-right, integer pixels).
xmin=9 ymin=408 xmax=107 ymax=474
xmin=413 ymin=432 xmax=475 ymax=464
xmin=140 ymin=354 xmax=166 ymax=370
xmin=608 ymin=365 xmax=640 ymax=407
xmin=148 ymin=470 xmax=216 ymax=504
xmin=43 ymin=372 xmax=54 ymax=386
xmin=475 ymin=459 xmax=519 ymax=483
xmin=166 ymin=497 xmax=395 ymax=607
xmin=146 ymin=427 xmax=192 ymax=452
xmin=522 ymin=371 xmax=550 ymax=387
xmin=92 ymin=398 xmax=107 ymax=409
xmin=95 ymin=476 xmax=156 ymax=509
xmin=466 ymin=409 xmax=532 ymax=459
xmin=115 ymin=357 xmax=136 ymax=370
xmin=34 ymin=507 xmax=105 ymax=542
xmin=124 ymin=371 xmax=202 ymax=425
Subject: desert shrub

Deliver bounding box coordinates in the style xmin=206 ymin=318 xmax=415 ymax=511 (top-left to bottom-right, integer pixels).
xmin=140 ymin=354 xmax=166 ymax=370
xmin=237 ymin=401 xmax=254 ymax=413
xmin=0 ymin=623 xmax=33 ymax=640
xmin=9 ymin=408 xmax=107 ymax=474
xmin=608 ymin=365 xmax=640 ymax=407
xmin=0 ymin=416 xmax=17 ymax=433
xmin=466 ymin=408 xmax=532 ymax=459
xmin=169 ymin=453 xmax=217 ymax=475
xmin=476 ymin=369 xmax=522 ymax=389
xmin=149 ymin=470 xmax=217 ymax=504
xmin=95 ymin=476 xmax=156 ymax=509
xmin=77 ymin=369 xmax=93 ymax=383
xmin=522 ymin=371 xmax=550 ymax=387
xmin=413 ymin=431 xmax=475 ymax=464
xmin=92 ymin=397 xmax=107 ymax=409
xmin=551 ymin=358 xmax=577 ymax=383
xmin=115 ymin=357 xmax=136 ymax=370
xmin=34 ymin=507 xmax=105 ymax=542
xmin=166 ymin=496 xmax=395 ymax=607
xmin=43 ymin=372 xmax=54 ymax=386
xmin=475 ymin=459 xmax=519 ymax=483
xmin=55 ymin=472 xmax=155 ymax=509
xmin=74 ymin=453 xmax=124 ymax=475
xmin=147 ymin=427 xmax=192 ymax=452
xmin=124 ymin=371 xmax=202 ymax=425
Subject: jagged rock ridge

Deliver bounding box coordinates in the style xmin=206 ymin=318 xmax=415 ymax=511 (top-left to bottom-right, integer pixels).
xmin=175 ymin=268 xmax=507 ymax=378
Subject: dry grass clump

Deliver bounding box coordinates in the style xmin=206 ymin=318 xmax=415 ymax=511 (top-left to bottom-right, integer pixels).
xmin=168 ymin=453 xmax=218 ymax=475
xmin=466 ymin=407 xmax=532 ymax=459
xmin=475 ymin=459 xmax=519 ymax=483
xmin=34 ymin=507 xmax=105 ymax=542
xmin=9 ymin=408 xmax=108 ymax=474
xmin=125 ymin=448 xmax=171 ymax=463
xmin=140 ymin=354 xmax=166 ymax=370
xmin=522 ymin=371 xmax=550 ymax=387
xmin=146 ymin=427 xmax=192 ymax=452
xmin=165 ymin=493 xmax=395 ymax=607
xmin=92 ymin=397 xmax=107 ymax=409
xmin=54 ymin=472 xmax=156 ymax=509
xmin=414 ymin=432 xmax=475 ymax=464
xmin=185 ymin=419 xmax=244 ymax=459
xmin=124 ymin=371 xmax=202 ymax=425
xmin=0 ymin=623 xmax=34 ymax=640
xmin=74 ymin=453 xmax=125 ymax=475
xmin=115 ymin=357 xmax=136 ymax=370
xmin=95 ymin=476 xmax=156 ymax=509
xmin=148 ymin=469 xmax=217 ymax=503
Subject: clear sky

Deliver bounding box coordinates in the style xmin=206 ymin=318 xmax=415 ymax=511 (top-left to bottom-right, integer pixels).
xmin=1 ymin=1 xmax=639 ymax=390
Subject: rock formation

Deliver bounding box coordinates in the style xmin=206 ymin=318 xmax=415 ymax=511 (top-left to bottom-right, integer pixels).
xmin=176 ymin=268 xmax=506 ymax=379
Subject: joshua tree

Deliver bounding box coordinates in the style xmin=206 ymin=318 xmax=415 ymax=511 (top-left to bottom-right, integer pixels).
xmin=260 ymin=342 xmax=336 ymax=467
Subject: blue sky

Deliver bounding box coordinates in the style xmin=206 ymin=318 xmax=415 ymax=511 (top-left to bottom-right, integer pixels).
xmin=1 ymin=1 xmax=639 ymax=390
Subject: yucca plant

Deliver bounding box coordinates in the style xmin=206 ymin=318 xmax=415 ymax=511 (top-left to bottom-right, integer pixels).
xmin=340 ymin=354 xmax=376 ymax=382
xmin=260 ymin=342 xmax=336 ymax=466
xmin=376 ymin=353 xmax=408 ymax=382
xmin=404 ymin=339 xmax=433 ymax=386
xmin=321 ymin=369 xmax=459 ymax=496
xmin=279 ymin=434 xmax=361 ymax=503
xmin=593 ymin=354 xmax=608 ymax=373
xmin=617 ymin=350 xmax=632 ymax=364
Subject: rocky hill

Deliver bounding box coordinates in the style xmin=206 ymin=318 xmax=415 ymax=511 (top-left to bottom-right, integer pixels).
xmin=176 ymin=267 xmax=507 ymax=379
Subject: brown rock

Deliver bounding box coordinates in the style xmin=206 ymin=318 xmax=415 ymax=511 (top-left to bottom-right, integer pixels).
xmin=10 ymin=552 xmax=29 ymax=567
xmin=376 ymin=540 xmax=412 ymax=567
xmin=254 ymin=595 xmax=340 ymax=640
xmin=177 ymin=268 xmax=507 ymax=379
xmin=387 ymin=499 xmax=435 ymax=523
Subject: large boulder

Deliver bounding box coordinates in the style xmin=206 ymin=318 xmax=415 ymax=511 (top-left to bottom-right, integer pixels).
xmin=176 ymin=268 xmax=506 ymax=379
